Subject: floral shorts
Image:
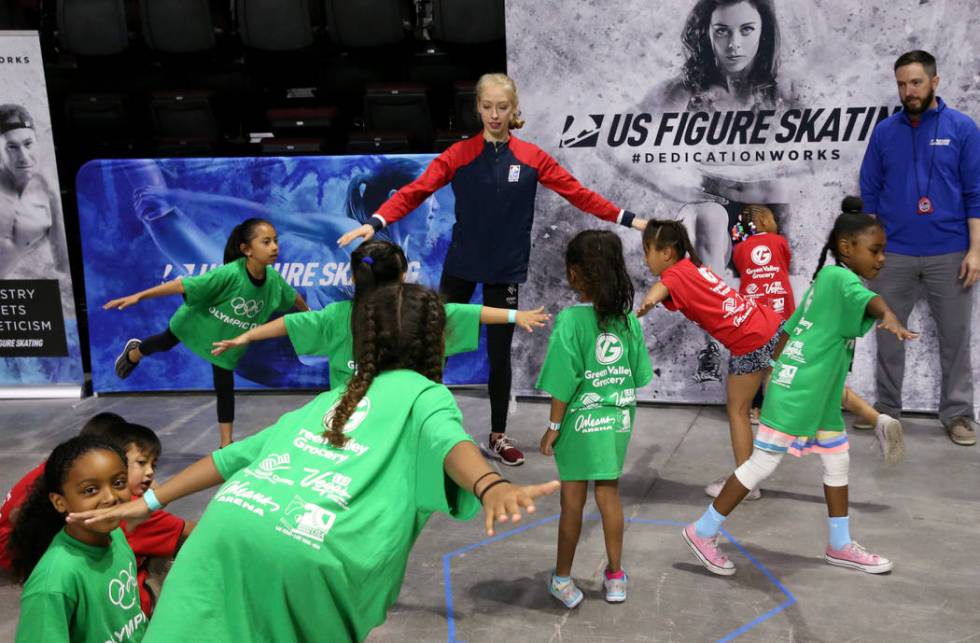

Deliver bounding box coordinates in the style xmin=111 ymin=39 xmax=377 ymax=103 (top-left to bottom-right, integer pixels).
xmin=728 ymin=324 xmax=783 ymax=376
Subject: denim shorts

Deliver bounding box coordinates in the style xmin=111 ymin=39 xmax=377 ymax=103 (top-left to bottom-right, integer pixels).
xmin=728 ymin=325 xmax=783 ymax=376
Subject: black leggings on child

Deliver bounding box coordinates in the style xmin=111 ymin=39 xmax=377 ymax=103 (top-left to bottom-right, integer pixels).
xmin=139 ymin=329 xmax=235 ymax=423
xmin=439 ymin=272 xmax=517 ymax=435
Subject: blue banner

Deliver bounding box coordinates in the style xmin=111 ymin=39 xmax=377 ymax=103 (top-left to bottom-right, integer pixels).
xmin=77 ymin=156 xmax=488 ymax=393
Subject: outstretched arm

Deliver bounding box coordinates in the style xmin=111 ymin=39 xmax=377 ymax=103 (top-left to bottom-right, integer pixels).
xmin=103 ymin=279 xmax=185 ymax=310
xmin=480 ymin=306 xmax=550 ymax=332
xmin=293 ymin=293 xmax=310 ymax=312
xmin=212 ymin=317 xmax=288 ymax=356
xmin=636 ymin=281 xmax=670 ymax=317
xmin=443 ymin=441 xmax=559 ymax=536
xmin=68 ymin=455 xmax=224 ymax=527
xmin=867 ymin=296 xmax=918 ymax=341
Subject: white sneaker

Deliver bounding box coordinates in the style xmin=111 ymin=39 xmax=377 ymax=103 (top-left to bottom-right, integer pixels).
xmin=874 ymin=414 xmax=905 ymax=465
xmin=704 ymin=476 xmax=761 ymax=501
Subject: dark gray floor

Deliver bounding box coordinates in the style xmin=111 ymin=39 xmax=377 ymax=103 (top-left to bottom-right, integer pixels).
xmin=1 ymin=390 xmax=978 ymax=642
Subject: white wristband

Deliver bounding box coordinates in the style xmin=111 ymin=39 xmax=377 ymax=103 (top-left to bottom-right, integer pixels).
xmin=549 ymin=421 xmax=561 ymax=432
xmin=142 ymin=489 xmax=163 ymax=512
xmin=507 ymin=309 xmax=517 ymax=324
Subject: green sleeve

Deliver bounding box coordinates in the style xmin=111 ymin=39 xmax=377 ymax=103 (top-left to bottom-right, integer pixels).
xmin=535 ymin=312 xmax=583 ymax=402
xmin=413 ymin=385 xmax=481 ymax=520
xmin=16 ymin=591 xmax=73 ymax=643
xmin=210 ymin=404 xmax=307 ymax=478
xmin=837 ymin=270 xmax=877 ymax=338
xmin=628 ymin=314 xmax=654 ymax=388
xmin=284 ymin=307 xmax=337 ymax=357
xmin=444 ymin=303 xmax=482 ymax=357
xmin=181 ymin=263 xmax=233 ymax=307
xmin=273 ymin=269 xmax=298 ymax=313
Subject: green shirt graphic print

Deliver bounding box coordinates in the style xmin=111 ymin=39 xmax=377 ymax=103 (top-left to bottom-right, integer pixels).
xmin=169 ymin=258 xmax=297 ymax=370
xmin=760 ymin=265 xmax=877 ymax=437
xmin=536 ymin=305 xmax=653 ymax=480
xmin=143 ymin=370 xmax=479 ymax=643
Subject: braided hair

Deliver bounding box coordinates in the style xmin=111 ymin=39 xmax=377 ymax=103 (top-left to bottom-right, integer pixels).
xmin=223 ymin=217 xmax=273 ymax=264
xmin=641 ymin=219 xmax=704 ymax=266
xmin=8 ymin=437 xmax=128 ymax=583
xmin=812 ymin=200 xmax=881 ymax=281
xmin=566 ymin=230 xmax=635 ymax=330
xmin=324 ymin=283 xmax=446 ymax=447
xmin=350 ymin=239 xmax=409 ymax=338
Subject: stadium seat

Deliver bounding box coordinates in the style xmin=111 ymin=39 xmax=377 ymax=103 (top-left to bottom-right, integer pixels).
xmin=63 ymin=93 xmax=137 ymax=151
xmin=363 ymin=83 xmax=433 ymax=151
xmin=346 ymin=131 xmax=410 ymax=154
xmin=260 ymin=137 xmax=324 ymax=154
xmin=236 ymin=0 xmax=315 ymax=51
xmin=149 ymin=90 xmax=221 ymax=142
xmin=430 ymin=0 xmax=504 ymax=44
xmin=452 ymin=81 xmax=481 ymax=132
xmin=57 ymin=0 xmax=129 ymax=56
xmin=433 ymin=130 xmax=471 ymax=152
xmin=322 ymin=0 xmax=410 ymax=48
xmin=140 ymin=0 xmax=216 ymax=54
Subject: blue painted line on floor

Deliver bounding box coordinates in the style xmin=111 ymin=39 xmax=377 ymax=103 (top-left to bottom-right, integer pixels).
xmin=442 ymin=514 xmax=797 ymax=643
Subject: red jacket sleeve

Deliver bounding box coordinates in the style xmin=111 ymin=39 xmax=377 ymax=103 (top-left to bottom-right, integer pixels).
xmin=532 ymin=148 xmax=622 ymax=222
xmin=375 ymin=148 xmax=458 ymax=224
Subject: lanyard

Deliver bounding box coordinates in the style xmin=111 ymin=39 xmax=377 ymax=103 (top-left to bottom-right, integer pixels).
xmin=909 ymin=110 xmax=941 ymax=204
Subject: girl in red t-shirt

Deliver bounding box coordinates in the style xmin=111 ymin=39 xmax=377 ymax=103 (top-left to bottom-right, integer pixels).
xmin=638 ymin=220 xmax=784 ymax=499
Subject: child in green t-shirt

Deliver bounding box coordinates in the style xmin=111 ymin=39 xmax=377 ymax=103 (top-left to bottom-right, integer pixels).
xmin=11 ymin=436 xmax=147 ymax=643
xmin=211 ymin=239 xmax=550 ymax=392
xmin=103 ymin=218 xmax=309 ymax=447
xmin=69 ymin=283 xmax=559 ymax=643
xmin=537 ymin=230 xmax=653 ymax=608
xmin=681 ymin=211 xmax=918 ymax=579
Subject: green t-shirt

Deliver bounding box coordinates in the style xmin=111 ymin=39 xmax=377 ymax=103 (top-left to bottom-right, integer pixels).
xmin=17 ymin=528 xmax=147 ymax=643
xmin=144 ymin=370 xmax=480 ymax=643
xmin=535 ymin=305 xmax=653 ymax=480
xmin=283 ymin=301 xmax=482 ymax=389
xmin=169 ymin=258 xmax=298 ymax=370
xmin=760 ymin=265 xmax=877 ymax=437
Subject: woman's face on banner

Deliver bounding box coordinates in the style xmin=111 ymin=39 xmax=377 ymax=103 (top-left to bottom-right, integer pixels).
xmin=0 ymin=127 xmax=38 ymax=183
xmin=709 ymin=1 xmax=762 ymax=76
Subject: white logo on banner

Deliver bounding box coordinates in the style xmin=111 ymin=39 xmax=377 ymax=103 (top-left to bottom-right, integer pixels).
xmin=231 ymin=297 xmax=264 ymax=318
xmin=108 ymin=562 xmax=138 ymax=610
xmin=750 ymin=245 xmax=772 ymax=266
xmin=595 ymin=333 xmax=624 ymax=365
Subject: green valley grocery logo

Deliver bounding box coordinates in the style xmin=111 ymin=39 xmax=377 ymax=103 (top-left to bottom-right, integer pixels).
xmin=595 ymin=333 xmax=624 ymax=365
xmin=322 ymin=397 xmax=371 ymax=434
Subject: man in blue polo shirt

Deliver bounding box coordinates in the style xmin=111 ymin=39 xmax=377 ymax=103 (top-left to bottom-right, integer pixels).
xmin=860 ymin=50 xmax=980 ymax=446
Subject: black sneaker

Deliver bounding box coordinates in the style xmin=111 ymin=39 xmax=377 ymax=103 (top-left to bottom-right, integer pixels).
xmin=115 ymin=339 xmax=142 ymax=379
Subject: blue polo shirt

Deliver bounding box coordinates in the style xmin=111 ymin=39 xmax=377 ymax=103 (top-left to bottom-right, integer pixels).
xmin=859 ymin=97 xmax=980 ymax=256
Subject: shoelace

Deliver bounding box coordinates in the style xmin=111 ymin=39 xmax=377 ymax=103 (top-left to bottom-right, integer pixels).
xmin=847 ymin=542 xmax=875 ymax=559
xmin=493 ymin=435 xmax=518 ymax=451
xmin=552 ymin=579 xmax=578 ymax=599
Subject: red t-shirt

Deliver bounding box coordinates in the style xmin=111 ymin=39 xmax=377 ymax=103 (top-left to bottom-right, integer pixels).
xmin=123 ymin=497 xmax=186 ymax=616
xmin=732 ymin=233 xmax=796 ymax=320
xmin=659 ymin=257 xmax=783 ymax=356
xmin=0 ymin=461 xmax=46 ymax=572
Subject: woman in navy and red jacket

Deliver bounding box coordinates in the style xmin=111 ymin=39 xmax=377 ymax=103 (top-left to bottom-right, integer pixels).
xmin=339 ymin=73 xmax=647 ymax=466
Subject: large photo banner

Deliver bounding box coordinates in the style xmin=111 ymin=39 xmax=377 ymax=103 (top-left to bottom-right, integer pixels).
xmin=0 ymin=31 xmax=84 ymax=396
xmin=77 ymin=156 xmax=488 ymax=393
xmin=507 ymin=1 xmax=979 ymax=413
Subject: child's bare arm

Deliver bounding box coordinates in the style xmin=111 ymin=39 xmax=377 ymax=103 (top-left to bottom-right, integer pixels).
xmin=104 ymin=279 xmax=185 ymax=310
xmin=637 ymin=281 xmax=670 ymax=317
xmin=540 ymin=398 xmax=568 ymax=456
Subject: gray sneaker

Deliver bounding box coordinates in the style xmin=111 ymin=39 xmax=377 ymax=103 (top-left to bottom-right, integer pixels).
xmin=114 ymin=339 xmax=142 ymax=379
xmin=947 ymin=416 xmax=977 ymax=446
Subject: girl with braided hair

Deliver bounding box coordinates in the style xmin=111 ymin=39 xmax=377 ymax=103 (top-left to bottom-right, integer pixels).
xmin=103 ymin=218 xmax=309 ymax=447
xmin=212 ymin=239 xmax=550 ymax=390
xmin=70 ymin=283 xmax=559 ymax=643
xmin=681 ymin=210 xmax=916 ymax=578
xmin=637 ymin=219 xmax=784 ymax=499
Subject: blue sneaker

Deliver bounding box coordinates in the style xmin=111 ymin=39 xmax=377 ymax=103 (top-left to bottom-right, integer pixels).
xmin=549 ymin=573 xmax=584 ymax=609
xmin=603 ymin=569 xmax=628 ymax=603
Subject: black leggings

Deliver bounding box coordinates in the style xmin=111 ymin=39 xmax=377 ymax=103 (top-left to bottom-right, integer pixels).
xmin=439 ymin=272 xmax=518 ymax=434
xmin=139 ymin=329 xmax=235 ymax=423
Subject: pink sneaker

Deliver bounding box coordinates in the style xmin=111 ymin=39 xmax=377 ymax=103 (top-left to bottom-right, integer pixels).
xmin=682 ymin=524 xmax=736 ymax=576
xmin=824 ymin=541 xmax=893 ymax=574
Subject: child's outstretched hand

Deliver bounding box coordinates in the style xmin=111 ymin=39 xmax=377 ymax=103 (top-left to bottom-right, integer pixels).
xmin=878 ymin=312 xmax=919 ymax=341
xmin=67 ymin=497 xmax=152 ymax=529
xmin=480 ymin=480 xmax=560 ymax=536
xmin=212 ymin=335 xmax=248 ymax=356
xmin=516 ymin=307 xmax=550 ymax=333
xmin=637 ymin=289 xmax=659 ymax=317
xmin=539 ymin=429 xmax=558 ymax=456
xmin=103 ymin=294 xmax=141 ymax=310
